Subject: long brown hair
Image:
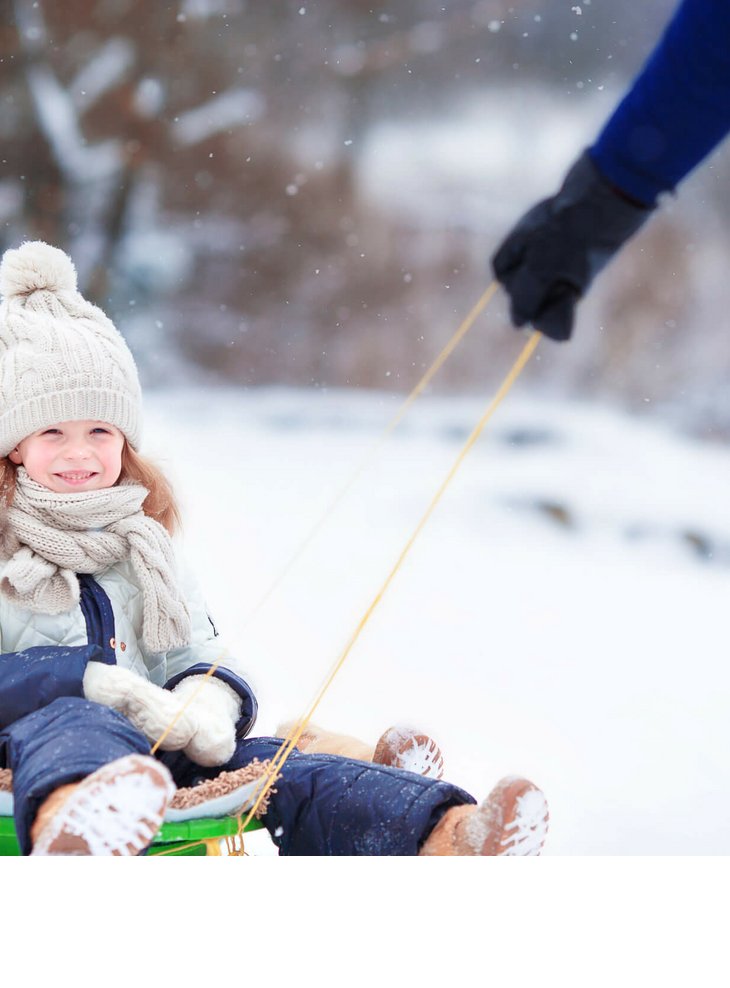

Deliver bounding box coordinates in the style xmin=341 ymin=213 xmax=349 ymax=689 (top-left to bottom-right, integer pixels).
xmin=0 ymin=442 xmax=182 ymax=535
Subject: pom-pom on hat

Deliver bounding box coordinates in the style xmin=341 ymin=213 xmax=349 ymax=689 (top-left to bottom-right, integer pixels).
xmin=0 ymin=241 xmax=142 ymax=457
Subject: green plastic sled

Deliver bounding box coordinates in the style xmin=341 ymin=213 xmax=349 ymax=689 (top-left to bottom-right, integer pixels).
xmin=0 ymin=812 xmax=263 ymax=857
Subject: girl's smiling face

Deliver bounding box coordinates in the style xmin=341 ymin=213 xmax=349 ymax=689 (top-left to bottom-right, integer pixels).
xmin=8 ymin=420 xmax=125 ymax=492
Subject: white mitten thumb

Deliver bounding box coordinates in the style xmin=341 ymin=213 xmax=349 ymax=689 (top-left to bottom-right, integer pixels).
xmin=172 ymin=675 xmax=242 ymax=767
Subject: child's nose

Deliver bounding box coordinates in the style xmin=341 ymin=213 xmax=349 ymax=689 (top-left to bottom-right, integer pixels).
xmin=65 ymin=441 xmax=92 ymax=459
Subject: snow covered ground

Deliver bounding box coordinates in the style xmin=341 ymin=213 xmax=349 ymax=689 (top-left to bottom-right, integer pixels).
xmin=143 ymin=382 xmax=730 ymax=855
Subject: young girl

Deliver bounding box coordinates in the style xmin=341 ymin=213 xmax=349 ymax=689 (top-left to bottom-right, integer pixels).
xmin=0 ymin=241 xmax=549 ymax=856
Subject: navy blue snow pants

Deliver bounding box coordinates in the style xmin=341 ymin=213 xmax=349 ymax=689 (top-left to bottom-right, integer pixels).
xmin=0 ymin=697 xmax=475 ymax=855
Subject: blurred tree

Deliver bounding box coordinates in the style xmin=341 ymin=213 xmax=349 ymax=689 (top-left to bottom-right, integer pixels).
xmin=4 ymin=0 xmax=727 ymax=440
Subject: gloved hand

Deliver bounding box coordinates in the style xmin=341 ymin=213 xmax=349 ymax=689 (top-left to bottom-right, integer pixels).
xmin=83 ymin=662 xmax=196 ymax=750
xmin=491 ymin=150 xmax=654 ymax=341
xmin=171 ymin=675 xmax=242 ymax=767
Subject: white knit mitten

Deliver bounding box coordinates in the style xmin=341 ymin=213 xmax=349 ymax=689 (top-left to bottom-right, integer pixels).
xmin=171 ymin=675 xmax=242 ymax=767
xmin=83 ymin=663 xmax=196 ymax=750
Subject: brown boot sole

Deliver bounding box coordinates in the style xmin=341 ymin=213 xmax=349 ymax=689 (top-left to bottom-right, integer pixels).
xmin=473 ymin=776 xmax=549 ymax=856
xmin=31 ymin=755 xmax=175 ymax=856
xmin=373 ymin=726 xmax=445 ymax=779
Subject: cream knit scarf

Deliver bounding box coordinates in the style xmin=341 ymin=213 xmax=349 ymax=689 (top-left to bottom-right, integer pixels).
xmin=0 ymin=468 xmax=191 ymax=652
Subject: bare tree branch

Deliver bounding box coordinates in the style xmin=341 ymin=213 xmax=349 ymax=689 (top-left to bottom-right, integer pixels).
xmin=172 ymin=88 xmax=265 ymax=146
xmin=27 ymin=65 xmax=122 ymax=182
xmin=71 ymin=37 xmax=136 ymax=115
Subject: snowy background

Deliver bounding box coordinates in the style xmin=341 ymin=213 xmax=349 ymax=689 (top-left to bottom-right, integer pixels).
xmin=4 ymin=1 xmax=730 ymax=429
xmin=143 ymin=383 xmax=730 ymax=855
xmin=3 ymin=2 xmax=730 ymax=856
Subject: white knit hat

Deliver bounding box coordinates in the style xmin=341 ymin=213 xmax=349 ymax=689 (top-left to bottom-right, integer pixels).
xmin=0 ymin=241 xmax=142 ymax=457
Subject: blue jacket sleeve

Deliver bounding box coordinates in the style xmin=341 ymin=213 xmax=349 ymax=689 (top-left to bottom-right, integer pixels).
xmin=590 ymin=0 xmax=730 ymax=205
xmin=0 ymin=644 xmax=104 ymax=730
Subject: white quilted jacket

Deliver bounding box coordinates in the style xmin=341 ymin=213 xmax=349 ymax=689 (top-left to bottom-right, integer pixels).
xmin=0 ymin=553 xmax=243 ymax=687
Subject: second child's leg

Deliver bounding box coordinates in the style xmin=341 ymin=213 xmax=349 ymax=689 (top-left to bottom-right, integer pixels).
xmin=275 ymin=721 xmax=445 ymax=779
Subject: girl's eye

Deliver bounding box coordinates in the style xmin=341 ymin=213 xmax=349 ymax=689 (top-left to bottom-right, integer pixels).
xmin=41 ymin=429 xmax=61 ymax=436
xmin=91 ymin=428 xmax=110 ymax=435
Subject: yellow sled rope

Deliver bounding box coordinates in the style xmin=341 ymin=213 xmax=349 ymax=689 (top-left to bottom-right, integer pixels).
xmin=149 ymin=285 xmax=542 ymax=853
xmin=150 ymin=281 xmax=502 ymax=759
xmin=235 ymin=327 xmax=542 ymax=846
xmin=239 ymin=281 xmax=501 ymax=627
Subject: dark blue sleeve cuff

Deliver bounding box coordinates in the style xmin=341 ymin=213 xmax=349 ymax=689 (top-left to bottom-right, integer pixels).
xmin=163 ymin=663 xmax=258 ymax=739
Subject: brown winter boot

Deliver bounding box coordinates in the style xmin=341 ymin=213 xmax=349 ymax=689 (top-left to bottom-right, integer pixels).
xmin=373 ymin=726 xmax=445 ymax=779
xmin=419 ymin=776 xmax=549 ymax=856
xmin=31 ymin=754 xmax=175 ymax=856
xmin=30 ymin=781 xmax=81 ymax=846
xmin=277 ymin=721 xmax=445 ymax=778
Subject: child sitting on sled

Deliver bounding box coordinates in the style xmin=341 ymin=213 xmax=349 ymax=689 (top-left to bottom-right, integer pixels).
xmin=0 ymin=241 xmax=548 ymax=856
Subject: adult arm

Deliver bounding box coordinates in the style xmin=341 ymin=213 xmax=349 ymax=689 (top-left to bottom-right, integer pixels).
xmin=492 ymin=0 xmax=730 ymax=341
xmin=591 ymin=0 xmax=730 ymax=207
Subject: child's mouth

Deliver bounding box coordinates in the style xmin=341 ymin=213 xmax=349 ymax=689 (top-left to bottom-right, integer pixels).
xmin=55 ymin=471 xmax=98 ymax=484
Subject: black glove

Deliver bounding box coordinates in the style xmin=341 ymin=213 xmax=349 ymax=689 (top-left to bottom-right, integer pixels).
xmin=491 ymin=151 xmax=654 ymax=341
